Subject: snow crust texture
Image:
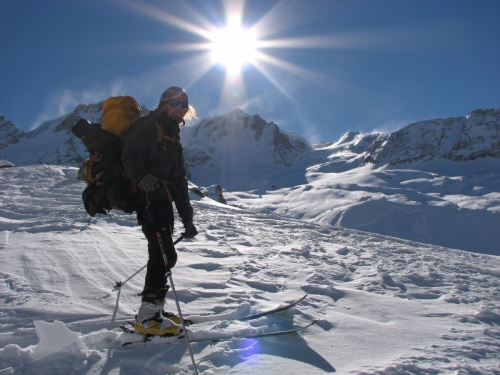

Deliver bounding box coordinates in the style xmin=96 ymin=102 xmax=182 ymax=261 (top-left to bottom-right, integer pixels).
xmin=0 ymin=165 xmax=499 ymax=374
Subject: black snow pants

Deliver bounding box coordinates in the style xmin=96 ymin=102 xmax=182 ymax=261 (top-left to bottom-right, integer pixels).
xmin=138 ymin=200 xmax=178 ymax=302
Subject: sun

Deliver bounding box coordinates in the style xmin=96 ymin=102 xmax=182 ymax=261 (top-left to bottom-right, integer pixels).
xmin=209 ymin=18 xmax=257 ymax=76
xmin=120 ymin=0 xmax=340 ymax=106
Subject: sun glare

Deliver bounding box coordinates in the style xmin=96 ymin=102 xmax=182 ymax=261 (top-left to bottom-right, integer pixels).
xmin=122 ymin=0 xmax=338 ymax=107
xmin=210 ymin=21 xmax=257 ymax=76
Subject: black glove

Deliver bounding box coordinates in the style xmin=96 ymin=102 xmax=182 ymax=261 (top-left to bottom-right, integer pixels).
xmin=137 ymin=176 xmax=159 ymax=192
xmin=183 ymin=220 xmax=198 ymax=238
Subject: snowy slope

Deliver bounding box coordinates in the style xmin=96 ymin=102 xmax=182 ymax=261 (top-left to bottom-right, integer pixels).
xmin=0 ymin=165 xmax=499 ymax=375
xmin=226 ymin=157 xmax=500 ymax=255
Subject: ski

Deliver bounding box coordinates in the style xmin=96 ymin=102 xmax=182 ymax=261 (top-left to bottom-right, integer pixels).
xmin=190 ymin=319 xmax=319 ymax=343
xmin=119 ymin=319 xmax=319 ymax=347
xmin=164 ymin=294 xmax=309 ymax=326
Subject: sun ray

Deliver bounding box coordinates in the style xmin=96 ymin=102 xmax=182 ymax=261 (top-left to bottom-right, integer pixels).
xmin=256 ymin=23 xmax=455 ymax=51
xmin=129 ymin=53 xmax=215 ymax=102
xmin=247 ymin=0 xmax=309 ymax=39
xmin=117 ymin=0 xmax=418 ymax=112
xmin=117 ymin=0 xmax=213 ymax=39
xmin=163 ymin=53 xmax=216 ymax=90
xmin=220 ymin=70 xmax=247 ymax=111
xmin=254 ymin=51 xmax=338 ymax=90
xmin=251 ymin=60 xmax=296 ymax=104
xmin=150 ymin=42 xmax=213 ymax=53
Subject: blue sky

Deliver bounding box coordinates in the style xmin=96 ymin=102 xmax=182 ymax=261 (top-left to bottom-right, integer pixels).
xmin=1 ymin=0 xmax=499 ymax=143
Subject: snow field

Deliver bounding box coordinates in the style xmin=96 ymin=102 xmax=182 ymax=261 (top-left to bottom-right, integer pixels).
xmin=0 ymin=165 xmax=499 ymax=374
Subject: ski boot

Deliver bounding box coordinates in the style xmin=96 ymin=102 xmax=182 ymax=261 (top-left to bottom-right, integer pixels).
xmin=161 ymin=310 xmax=193 ymax=326
xmin=134 ymin=301 xmax=183 ymax=338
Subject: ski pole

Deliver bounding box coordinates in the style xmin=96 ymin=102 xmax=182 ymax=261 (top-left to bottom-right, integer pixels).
xmin=155 ymin=231 xmax=198 ymax=375
xmin=114 ymin=234 xmax=184 ymax=288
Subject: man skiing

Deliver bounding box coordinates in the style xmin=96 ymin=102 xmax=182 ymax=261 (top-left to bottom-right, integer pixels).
xmin=121 ymin=86 xmax=198 ymax=337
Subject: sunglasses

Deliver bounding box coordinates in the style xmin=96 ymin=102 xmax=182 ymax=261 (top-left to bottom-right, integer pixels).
xmin=168 ymin=99 xmax=189 ymax=109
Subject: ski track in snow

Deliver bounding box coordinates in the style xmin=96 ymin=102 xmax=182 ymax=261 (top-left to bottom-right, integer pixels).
xmin=0 ymin=165 xmax=499 ymax=374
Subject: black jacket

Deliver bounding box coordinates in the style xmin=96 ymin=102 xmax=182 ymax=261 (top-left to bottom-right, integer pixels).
xmin=121 ymin=110 xmax=193 ymax=222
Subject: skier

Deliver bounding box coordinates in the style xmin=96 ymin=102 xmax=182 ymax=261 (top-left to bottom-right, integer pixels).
xmin=121 ymin=86 xmax=198 ymax=337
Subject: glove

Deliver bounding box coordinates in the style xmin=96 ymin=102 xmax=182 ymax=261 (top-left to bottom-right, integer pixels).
xmin=137 ymin=176 xmax=159 ymax=192
xmin=183 ymin=220 xmax=198 ymax=238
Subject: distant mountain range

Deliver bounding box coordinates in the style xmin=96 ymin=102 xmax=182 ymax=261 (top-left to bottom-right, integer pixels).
xmin=1 ymin=102 xmax=499 ymax=191
xmin=1 ymin=103 xmax=499 ymax=254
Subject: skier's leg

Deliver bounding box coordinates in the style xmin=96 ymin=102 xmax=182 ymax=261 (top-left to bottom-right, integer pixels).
xmin=134 ymin=201 xmax=182 ymax=337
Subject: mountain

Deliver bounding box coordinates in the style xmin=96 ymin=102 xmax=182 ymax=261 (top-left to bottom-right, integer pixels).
xmin=364 ymin=108 xmax=500 ymax=165
xmin=0 ymin=106 xmax=315 ymax=190
xmin=0 ymin=116 xmax=26 ymax=150
xmin=181 ymin=108 xmax=315 ymax=191
xmin=1 ymin=105 xmax=499 ymax=253
xmin=0 ymin=103 xmax=104 ymax=166
xmin=3 ymin=105 xmax=499 ymax=177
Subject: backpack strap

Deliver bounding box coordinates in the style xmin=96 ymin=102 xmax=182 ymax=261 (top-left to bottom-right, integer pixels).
xmin=154 ymin=120 xmax=177 ymax=151
xmin=158 ymin=178 xmax=174 ymax=204
xmin=86 ymin=161 xmax=94 ymax=185
xmin=85 ymin=153 xmax=104 ymax=185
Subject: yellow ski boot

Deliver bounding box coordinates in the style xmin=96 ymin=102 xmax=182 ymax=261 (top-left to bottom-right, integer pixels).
xmin=135 ymin=302 xmax=183 ymax=338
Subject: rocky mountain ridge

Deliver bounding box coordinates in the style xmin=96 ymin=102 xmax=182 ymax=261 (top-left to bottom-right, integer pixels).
xmin=0 ymin=116 xmax=26 ymax=150
xmin=180 ymin=108 xmax=314 ymax=189
xmin=364 ymin=108 xmax=500 ymax=165
xmin=1 ymin=105 xmax=499 ymax=190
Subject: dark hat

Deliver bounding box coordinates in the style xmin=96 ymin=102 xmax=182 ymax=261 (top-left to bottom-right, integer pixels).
xmin=158 ymin=87 xmax=188 ymax=106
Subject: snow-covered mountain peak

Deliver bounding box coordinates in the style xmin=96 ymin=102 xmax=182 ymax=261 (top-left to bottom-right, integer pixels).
xmin=466 ymin=107 xmax=500 ymax=121
xmin=181 ymin=109 xmax=313 ymax=190
xmin=0 ymin=116 xmax=26 ymax=150
xmin=0 ymin=102 xmax=107 ymax=165
xmin=364 ymin=107 xmax=500 ymax=165
xmin=337 ymin=131 xmax=361 ymax=145
xmin=27 ymin=102 xmax=104 ymax=138
xmin=317 ymin=131 xmax=384 ymax=156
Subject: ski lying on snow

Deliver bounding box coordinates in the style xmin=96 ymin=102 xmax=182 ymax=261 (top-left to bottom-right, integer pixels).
xmin=167 ymin=293 xmax=309 ymax=326
xmin=236 ymin=293 xmax=308 ymax=322
xmin=190 ymin=319 xmax=319 ymax=343
xmin=119 ymin=319 xmax=318 ymax=347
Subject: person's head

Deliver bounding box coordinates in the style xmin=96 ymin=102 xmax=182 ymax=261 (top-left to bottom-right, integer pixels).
xmin=157 ymin=86 xmax=197 ymax=124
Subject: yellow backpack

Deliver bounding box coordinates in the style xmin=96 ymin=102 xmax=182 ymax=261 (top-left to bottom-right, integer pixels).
xmin=102 ymin=96 xmax=142 ymax=143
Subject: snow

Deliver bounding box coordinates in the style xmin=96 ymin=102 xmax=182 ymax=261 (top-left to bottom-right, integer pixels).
xmin=0 ymin=160 xmax=14 ymax=167
xmin=1 ymin=165 xmax=499 ymax=374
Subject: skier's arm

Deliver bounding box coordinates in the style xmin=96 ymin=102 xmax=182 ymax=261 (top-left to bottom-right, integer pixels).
xmin=173 ymin=142 xmax=194 ymax=225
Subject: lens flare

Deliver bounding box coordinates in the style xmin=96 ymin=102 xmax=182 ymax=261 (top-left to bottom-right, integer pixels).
xmin=210 ymin=23 xmax=257 ymax=76
xmin=116 ymin=0 xmax=355 ymax=107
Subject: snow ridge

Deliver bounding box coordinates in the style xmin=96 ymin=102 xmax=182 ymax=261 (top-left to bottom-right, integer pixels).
xmin=364 ymin=108 xmax=500 ymax=165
